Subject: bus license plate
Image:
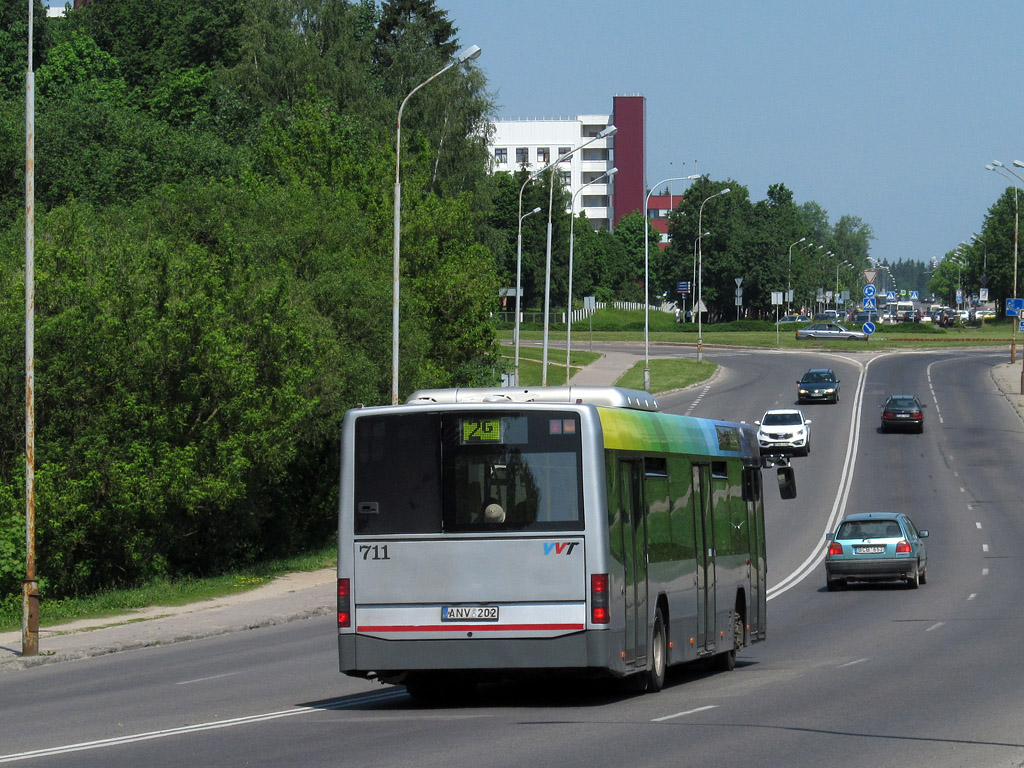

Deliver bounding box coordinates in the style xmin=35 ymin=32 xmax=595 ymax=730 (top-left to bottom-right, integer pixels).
xmin=441 ymin=606 xmax=499 ymax=622
xmin=855 ymin=546 xmax=885 ymax=554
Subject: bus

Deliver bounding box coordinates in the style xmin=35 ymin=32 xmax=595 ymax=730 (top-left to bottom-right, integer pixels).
xmin=337 ymin=386 xmax=796 ymax=699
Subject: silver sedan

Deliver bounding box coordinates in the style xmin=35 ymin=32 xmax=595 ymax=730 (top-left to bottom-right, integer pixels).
xmin=795 ymin=322 xmax=868 ymax=341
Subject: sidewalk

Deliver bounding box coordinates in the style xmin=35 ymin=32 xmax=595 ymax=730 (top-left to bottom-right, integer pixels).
xmin=3 ymin=354 xmax=1021 ymax=671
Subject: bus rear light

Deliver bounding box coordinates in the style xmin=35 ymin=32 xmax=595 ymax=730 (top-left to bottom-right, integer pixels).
xmin=591 ymin=573 xmax=609 ymax=624
xmin=895 ymin=540 xmax=912 ymax=553
xmin=337 ymin=578 xmax=351 ymax=628
xmin=828 ymin=542 xmax=844 ymax=556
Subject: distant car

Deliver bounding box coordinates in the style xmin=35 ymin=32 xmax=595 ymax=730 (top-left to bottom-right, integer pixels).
xmin=880 ymin=394 xmax=926 ymax=433
xmin=755 ymin=408 xmax=811 ymax=456
xmin=777 ymin=314 xmax=810 ymax=324
xmin=976 ymin=307 xmax=996 ymax=320
xmin=797 ymin=368 xmax=840 ymax=404
xmin=825 ymin=512 xmax=929 ymax=590
xmin=795 ymin=322 xmax=868 ymax=341
xmin=853 ymin=311 xmax=879 ymax=325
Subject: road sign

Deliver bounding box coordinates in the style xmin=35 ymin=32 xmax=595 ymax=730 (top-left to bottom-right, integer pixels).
xmin=677 ymin=281 xmax=690 ymax=294
xmin=1020 ymin=320 xmax=1024 ymax=333
xmin=910 ymin=291 xmax=919 ymax=301
xmin=863 ymin=270 xmax=877 ymax=284
xmin=863 ymin=297 xmax=876 ymax=311
xmin=863 ymin=321 xmax=876 ymax=335
xmin=864 ymin=284 xmax=876 ymax=298
xmin=1007 ymin=298 xmax=1023 ymax=317
xmin=886 ymin=291 xmax=897 ymax=301
xmin=771 ymin=291 xmax=784 ymax=305
xmin=735 ymin=277 xmax=743 ymax=287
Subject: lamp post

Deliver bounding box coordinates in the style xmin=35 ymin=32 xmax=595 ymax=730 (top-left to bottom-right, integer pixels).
xmin=836 ymin=260 xmax=852 ymax=311
xmin=512 ymin=130 xmax=614 ymax=391
xmin=566 ymin=167 xmax=617 ymax=383
xmin=540 ymin=125 xmax=617 ymax=385
xmin=787 ymin=237 xmax=806 ymax=314
xmin=987 ymin=161 xmax=1020 ymax=371
xmin=643 ymin=174 xmax=699 ymax=390
xmin=697 ymin=188 xmax=730 ymax=363
xmin=512 ymin=205 xmax=542 ymax=384
xmin=392 ymin=44 xmax=481 ymax=404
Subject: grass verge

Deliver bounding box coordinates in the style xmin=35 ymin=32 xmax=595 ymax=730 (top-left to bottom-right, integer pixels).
xmin=0 ymin=546 xmax=336 ymax=632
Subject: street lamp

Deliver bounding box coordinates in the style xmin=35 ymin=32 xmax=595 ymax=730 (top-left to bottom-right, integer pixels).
xmin=512 ymin=128 xmax=614 ymax=391
xmin=392 ymin=44 xmax=481 ymax=404
xmin=512 ymin=205 xmax=542 ymax=384
xmin=691 ymin=231 xmax=710 ymax=325
xmin=643 ymin=174 xmax=699 ymax=390
xmin=787 ymin=237 xmax=806 ymax=313
xmin=987 ymin=161 xmax=1020 ymax=371
xmin=697 ymin=188 xmax=730 ymax=363
xmin=565 ymin=167 xmax=618 ymax=383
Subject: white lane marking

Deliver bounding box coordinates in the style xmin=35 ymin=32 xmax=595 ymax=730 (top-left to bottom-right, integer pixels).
xmin=926 ymin=622 xmax=946 ymax=631
xmin=983 ymin=568 xmax=989 ymax=576
xmin=176 ymin=672 xmax=239 ymax=686
xmin=684 ymin=384 xmax=713 ymax=415
xmin=976 ymin=522 xmax=982 ymax=529
xmin=982 ymin=544 xmax=989 ymax=552
xmin=652 ymin=705 xmax=718 ymax=722
xmin=837 ymin=658 xmax=869 ymax=668
xmin=768 ymin=353 xmax=895 ymax=599
xmin=967 ymin=594 xmax=977 ymax=601
xmin=0 ymin=690 xmax=407 ymax=763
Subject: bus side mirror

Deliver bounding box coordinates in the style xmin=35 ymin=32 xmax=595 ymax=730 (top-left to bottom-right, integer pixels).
xmin=777 ymin=466 xmax=797 ymax=500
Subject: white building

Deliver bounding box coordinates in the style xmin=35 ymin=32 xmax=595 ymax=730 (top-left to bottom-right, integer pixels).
xmin=489 ymin=114 xmax=616 ymax=231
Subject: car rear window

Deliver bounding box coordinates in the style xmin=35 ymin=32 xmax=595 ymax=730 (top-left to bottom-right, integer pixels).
xmin=836 ymin=520 xmax=902 ymax=539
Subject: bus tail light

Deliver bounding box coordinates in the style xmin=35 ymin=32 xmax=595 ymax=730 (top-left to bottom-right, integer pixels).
xmin=591 ymin=573 xmax=610 ymax=624
xmin=828 ymin=542 xmax=843 ymax=556
xmin=337 ymin=578 xmax=351 ymax=628
xmin=895 ymin=540 xmax=912 ymax=554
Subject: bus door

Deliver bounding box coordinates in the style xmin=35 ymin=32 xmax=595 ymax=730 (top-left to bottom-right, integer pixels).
xmin=692 ymin=463 xmax=716 ymax=652
xmin=745 ymin=468 xmax=766 ymax=639
xmin=618 ymin=459 xmax=648 ymax=668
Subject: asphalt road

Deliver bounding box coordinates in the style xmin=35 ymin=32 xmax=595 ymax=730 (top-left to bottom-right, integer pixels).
xmin=2 ymin=346 xmax=1023 ymax=768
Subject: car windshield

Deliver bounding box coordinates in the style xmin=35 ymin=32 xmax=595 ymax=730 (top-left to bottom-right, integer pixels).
xmin=803 ymin=372 xmax=833 ymax=383
xmin=836 ymin=520 xmax=903 ymax=540
xmin=763 ymin=412 xmax=801 ymax=426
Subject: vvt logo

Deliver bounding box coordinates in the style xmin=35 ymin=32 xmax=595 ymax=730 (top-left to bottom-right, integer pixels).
xmin=543 ymin=542 xmax=578 ymax=555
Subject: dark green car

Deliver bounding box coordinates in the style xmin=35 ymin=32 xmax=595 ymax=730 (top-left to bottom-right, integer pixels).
xmin=797 ymin=368 xmax=840 ymax=404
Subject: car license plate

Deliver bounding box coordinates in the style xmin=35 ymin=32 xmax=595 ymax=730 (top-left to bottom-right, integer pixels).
xmin=896 ymin=414 xmax=909 ymax=419
xmin=855 ymin=546 xmax=885 ymax=554
xmin=441 ymin=605 xmax=499 ymax=621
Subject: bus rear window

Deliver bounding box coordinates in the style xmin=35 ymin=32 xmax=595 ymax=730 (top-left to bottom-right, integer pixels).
xmin=353 ymin=410 xmax=584 ymax=534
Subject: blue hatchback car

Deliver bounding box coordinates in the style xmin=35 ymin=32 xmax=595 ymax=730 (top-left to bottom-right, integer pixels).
xmin=825 ymin=512 xmax=929 ymax=590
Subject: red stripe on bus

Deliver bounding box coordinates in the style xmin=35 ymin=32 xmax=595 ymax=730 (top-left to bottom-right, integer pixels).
xmin=357 ymin=623 xmax=584 ymax=633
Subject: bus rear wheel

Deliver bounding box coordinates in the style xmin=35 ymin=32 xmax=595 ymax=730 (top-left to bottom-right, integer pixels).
xmin=644 ymin=608 xmax=667 ymax=692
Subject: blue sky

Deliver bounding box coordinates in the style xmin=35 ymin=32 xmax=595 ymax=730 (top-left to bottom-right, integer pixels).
xmin=441 ymin=0 xmax=1024 ymax=266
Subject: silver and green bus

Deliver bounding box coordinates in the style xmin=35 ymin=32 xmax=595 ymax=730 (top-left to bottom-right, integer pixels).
xmin=337 ymin=386 xmax=796 ymax=698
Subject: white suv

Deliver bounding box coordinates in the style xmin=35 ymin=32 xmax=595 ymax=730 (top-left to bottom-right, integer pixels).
xmin=755 ymin=409 xmax=811 ymax=457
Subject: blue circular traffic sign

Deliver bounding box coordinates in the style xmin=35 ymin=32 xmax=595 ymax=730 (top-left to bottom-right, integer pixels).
xmin=863 ymin=322 xmax=876 ymax=335
xmin=863 ymin=284 xmax=876 ymax=298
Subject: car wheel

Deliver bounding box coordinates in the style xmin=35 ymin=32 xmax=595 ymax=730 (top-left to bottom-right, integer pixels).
xmin=826 ymin=578 xmax=840 ymax=592
xmin=643 ymin=607 xmax=668 ymax=692
xmin=920 ymin=565 xmax=927 ymax=585
xmin=908 ymin=567 xmax=920 ymax=589
xmin=918 ymin=423 xmax=924 ymax=434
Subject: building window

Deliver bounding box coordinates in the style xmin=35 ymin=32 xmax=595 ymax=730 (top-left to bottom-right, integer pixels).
xmin=494 ymin=147 xmax=508 ymax=165
xmin=581 ymin=195 xmax=610 ymax=208
xmin=559 ymin=171 xmax=571 ymax=187
xmin=516 ymin=147 xmax=529 ymax=164
xmin=582 ymin=124 xmax=606 ymax=137
xmin=537 ymin=147 xmax=550 ymax=164
xmin=558 ymin=147 xmax=571 ymax=162
xmin=581 ymin=148 xmax=610 ymax=162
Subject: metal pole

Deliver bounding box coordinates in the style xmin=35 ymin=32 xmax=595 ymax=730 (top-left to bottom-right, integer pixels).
xmin=23 ymin=0 xmax=39 ymax=658
xmin=566 ymin=168 xmax=616 ymax=383
xmin=697 ymin=188 xmax=730 ymax=363
xmin=391 ymin=46 xmax=480 ymax=405
xmin=541 ymin=170 xmax=555 ymax=385
xmin=644 ymin=175 xmax=698 ymax=390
